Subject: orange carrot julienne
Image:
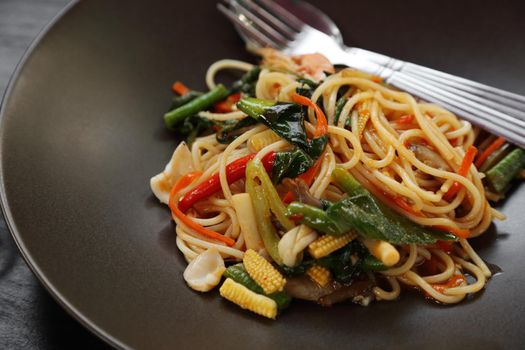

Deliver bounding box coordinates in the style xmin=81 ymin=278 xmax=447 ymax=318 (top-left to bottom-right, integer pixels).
xmin=443 ymin=146 xmax=478 ymax=201
xmin=172 ymin=81 xmax=190 ymax=96
xmin=381 ymin=191 xmax=424 ymax=217
xmin=396 ymin=114 xmax=414 ymax=125
xmin=434 ymin=225 xmax=470 ymax=239
xmin=474 ymin=136 xmax=505 ymax=168
xmin=393 ymin=196 xmax=423 ymax=217
xmin=291 ymin=93 xmax=328 ymax=137
xmin=430 ymin=274 xmax=466 ymax=294
xmin=169 ymin=172 xmax=236 ymax=246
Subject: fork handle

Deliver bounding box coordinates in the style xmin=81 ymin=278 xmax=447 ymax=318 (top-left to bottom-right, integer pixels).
xmin=386 ymin=71 xmax=525 ymax=149
xmin=345 ymin=47 xmax=525 ymax=119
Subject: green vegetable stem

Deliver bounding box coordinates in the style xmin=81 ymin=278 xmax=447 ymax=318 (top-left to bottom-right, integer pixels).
xmin=164 ymin=84 xmax=229 ymax=129
xmin=287 ymin=168 xmax=457 ymax=244
xmin=486 ymin=148 xmax=525 ymax=193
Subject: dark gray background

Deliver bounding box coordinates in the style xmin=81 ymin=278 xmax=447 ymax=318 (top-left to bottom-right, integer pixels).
xmin=0 ymin=0 xmax=109 ymax=348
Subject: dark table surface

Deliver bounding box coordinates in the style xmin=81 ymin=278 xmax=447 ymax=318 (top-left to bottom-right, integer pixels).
xmin=0 ymin=0 xmax=110 ymax=348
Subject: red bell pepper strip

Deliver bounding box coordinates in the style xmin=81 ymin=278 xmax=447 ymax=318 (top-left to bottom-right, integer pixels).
xmin=443 ymin=146 xmax=478 ymax=201
xmin=436 ymin=240 xmax=453 ymax=253
xmin=178 ymin=151 xmax=276 ymax=213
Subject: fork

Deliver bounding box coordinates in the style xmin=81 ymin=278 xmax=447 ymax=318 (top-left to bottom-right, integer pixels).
xmin=218 ymin=0 xmax=525 ymax=148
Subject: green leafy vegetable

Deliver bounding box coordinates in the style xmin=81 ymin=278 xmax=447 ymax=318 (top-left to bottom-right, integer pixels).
xmin=333 ymin=97 xmax=348 ymax=126
xmin=231 ymin=67 xmax=261 ymax=97
xmin=294 ymin=78 xmax=319 ymax=98
xmin=238 ymin=98 xmax=327 ymax=155
xmin=272 ymin=148 xmax=313 ymax=183
xmin=177 ymin=115 xmax=214 ymax=145
xmin=237 ymin=97 xmax=328 ymax=182
xmin=287 ymin=168 xmax=457 ymax=244
xmin=280 ymin=241 xmax=386 ymax=283
xmin=215 ymin=117 xmax=258 ymax=144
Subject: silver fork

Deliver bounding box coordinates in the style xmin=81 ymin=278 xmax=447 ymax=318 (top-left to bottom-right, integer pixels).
xmin=218 ymin=0 xmax=525 ymax=148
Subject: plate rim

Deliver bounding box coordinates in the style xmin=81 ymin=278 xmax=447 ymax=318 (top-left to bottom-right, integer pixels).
xmin=0 ymin=1 xmax=125 ymax=348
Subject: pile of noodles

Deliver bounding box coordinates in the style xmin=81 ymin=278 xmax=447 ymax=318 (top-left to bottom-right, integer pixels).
xmin=152 ymin=50 xmax=504 ymax=304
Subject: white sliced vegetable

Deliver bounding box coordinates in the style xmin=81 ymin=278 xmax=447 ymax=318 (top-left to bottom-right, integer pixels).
xmin=150 ymin=142 xmax=194 ymax=204
xmin=231 ymin=193 xmax=264 ymax=251
xmin=183 ymin=248 xmax=226 ymax=292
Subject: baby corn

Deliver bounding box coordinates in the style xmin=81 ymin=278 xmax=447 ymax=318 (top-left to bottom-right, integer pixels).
xmin=306 ymin=265 xmax=332 ymax=287
xmin=308 ymin=232 xmax=357 ymax=259
xmin=220 ymin=278 xmax=278 ymax=319
xmin=243 ymin=249 xmax=286 ymax=294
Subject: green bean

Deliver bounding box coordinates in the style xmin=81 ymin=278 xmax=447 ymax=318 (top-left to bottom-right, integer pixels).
xmin=236 ymin=97 xmax=276 ymax=119
xmin=164 ymin=84 xmax=229 ymax=129
xmin=486 ymin=148 xmax=525 ymax=193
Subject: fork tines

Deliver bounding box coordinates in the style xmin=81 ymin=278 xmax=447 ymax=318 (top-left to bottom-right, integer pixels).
xmin=217 ymin=0 xmax=305 ymax=49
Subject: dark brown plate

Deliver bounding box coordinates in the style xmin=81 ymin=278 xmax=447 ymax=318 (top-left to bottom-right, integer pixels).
xmin=1 ymin=0 xmax=524 ymax=349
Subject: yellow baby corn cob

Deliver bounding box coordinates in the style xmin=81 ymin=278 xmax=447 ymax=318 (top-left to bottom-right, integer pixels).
xmin=357 ymin=100 xmax=371 ymax=136
xmin=306 ymin=265 xmax=332 ymax=287
xmin=243 ymin=249 xmax=286 ymax=294
xmin=248 ymin=129 xmax=281 ymax=152
xmin=219 ymin=278 xmax=278 ymax=319
xmin=308 ymin=232 xmax=357 ymax=259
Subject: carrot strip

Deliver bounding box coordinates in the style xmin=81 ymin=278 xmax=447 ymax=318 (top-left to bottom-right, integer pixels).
xmin=434 ymin=225 xmax=470 ymax=239
xmin=291 ymin=93 xmax=328 ymax=137
xmin=474 ymin=136 xmax=505 ymax=168
xmin=168 ymin=172 xmax=236 ymax=246
xmin=382 ymin=192 xmax=424 ymax=217
xmin=443 ymin=146 xmax=478 ymax=201
xmin=172 ymin=81 xmax=190 ymax=96
xmin=431 ymin=274 xmax=466 ymax=294
xmin=396 ymin=114 xmax=414 ymax=125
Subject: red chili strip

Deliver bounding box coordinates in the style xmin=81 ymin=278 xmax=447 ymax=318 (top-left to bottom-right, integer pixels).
xmin=178 ymin=151 xmax=276 ymax=213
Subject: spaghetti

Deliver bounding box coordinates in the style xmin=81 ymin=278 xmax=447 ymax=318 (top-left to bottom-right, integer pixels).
xmin=151 ymin=50 xmax=513 ymax=318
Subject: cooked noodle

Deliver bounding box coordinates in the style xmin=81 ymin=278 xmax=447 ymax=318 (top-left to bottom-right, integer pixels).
xmin=152 ymin=51 xmax=504 ymax=308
